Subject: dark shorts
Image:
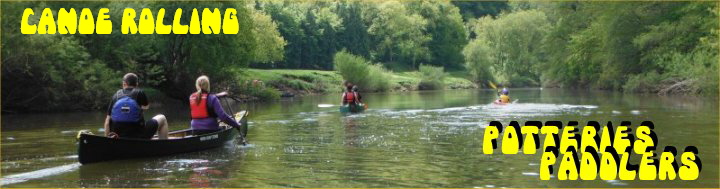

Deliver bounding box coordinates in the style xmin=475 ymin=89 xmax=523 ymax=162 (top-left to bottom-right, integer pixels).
xmin=111 ymin=119 xmax=159 ymax=139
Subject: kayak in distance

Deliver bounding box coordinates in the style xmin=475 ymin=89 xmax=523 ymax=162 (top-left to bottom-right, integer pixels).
xmin=493 ymin=100 xmax=510 ymax=105
xmin=492 ymin=99 xmax=519 ymax=105
xmin=76 ymin=111 xmax=249 ymax=164
xmin=339 ymin=103 xmax=367 ymax=113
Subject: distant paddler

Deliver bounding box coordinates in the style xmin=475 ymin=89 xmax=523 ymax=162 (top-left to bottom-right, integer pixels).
xmin=488 ymin=81 xmax=511 ymax=105
xmin=340 ymin=82 xmax=366 ymax=113
xmin=494 ymin=88 xmax=511 ymax=105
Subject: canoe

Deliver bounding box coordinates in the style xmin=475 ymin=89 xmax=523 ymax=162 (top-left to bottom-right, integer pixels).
xmin=77 ymin=111 xmax=248 ymax=164
xmin=339 ymin=103 xmax=367 ymax=113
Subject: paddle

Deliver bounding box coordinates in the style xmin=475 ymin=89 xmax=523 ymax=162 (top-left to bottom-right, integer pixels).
xmin=318 ymin=104 xmax=336 ymax=108
xmin=217 ymin=92 xmax=246 ymax=144
xmin=488 ymin=81 xmax=500 ymax=96
xmin=488 ymin=81 xmax=519 ymax=104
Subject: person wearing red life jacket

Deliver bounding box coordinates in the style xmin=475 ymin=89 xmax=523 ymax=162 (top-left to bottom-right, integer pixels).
xmin=189 ymin=75 xmax=242 ymax=135
xmin=341 ymin=85 xmax=359 ymax=106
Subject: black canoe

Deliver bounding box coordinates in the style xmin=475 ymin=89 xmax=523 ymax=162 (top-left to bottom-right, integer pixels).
xmin=77 ymin=111 xmax=248 ymax=164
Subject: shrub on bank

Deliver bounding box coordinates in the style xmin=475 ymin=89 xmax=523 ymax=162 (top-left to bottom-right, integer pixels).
xmin=334 ymin=51 xmax=390 ymax=92
xmin=418 ymin=64 xmax=446 ymax=90
xmin=623 ymin=71 xmax=663 ymax=93
xmin=235 ymin=79 xmax=280 ymax=101
xmin=2 ymin=35 xmax=118 ymax=112
xmin=623 ymin=49 xmax=718 ymax=95
xmin=367 ymin=64 xmax=391 ymax=92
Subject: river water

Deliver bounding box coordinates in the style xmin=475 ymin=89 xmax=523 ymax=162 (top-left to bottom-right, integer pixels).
xmin=1 ymin=88 xmax=718 ymax=187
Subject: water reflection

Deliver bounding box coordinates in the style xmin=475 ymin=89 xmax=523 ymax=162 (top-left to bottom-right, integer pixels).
xmin=77 ymin=142 xmax=243 ymax=188
xmin=1 ymin=89 xmax=718 ymax=187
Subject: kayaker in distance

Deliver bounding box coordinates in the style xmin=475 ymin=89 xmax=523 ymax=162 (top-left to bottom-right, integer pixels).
xmin=189 ymin=75 xmax=242 ymax=135
xmin=495 ymin=88 xmax=511 ymax=104
xmin=104 ymin=73 xmax=170 ymax=139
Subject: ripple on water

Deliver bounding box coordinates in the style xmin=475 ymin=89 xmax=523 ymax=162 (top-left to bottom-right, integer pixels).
xmin=264 ymin=120 xmax=290 ymax=124
xmin=372 ymin=103 xmax=599 ymax=128
xmin=165 ymin=159 xmax=210 ymax=164
xmin=605 ymin=180 xmax=628 ymax=186
xmin=1 ymin=163 xmax=81 ymax=186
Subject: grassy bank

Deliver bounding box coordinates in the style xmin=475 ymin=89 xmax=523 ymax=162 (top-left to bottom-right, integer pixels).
xmin=237 ymin=69 xmax=477 ymax=100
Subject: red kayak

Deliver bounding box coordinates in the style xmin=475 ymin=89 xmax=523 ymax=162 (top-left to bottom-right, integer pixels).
xmin=493 ymin=100 xmax=510 ymax=105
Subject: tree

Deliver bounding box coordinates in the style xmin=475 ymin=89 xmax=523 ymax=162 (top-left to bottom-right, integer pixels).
xmin=466 ymin=10 xmax=550 ymax=86
xmin=410 ymin=1 xmax=468 ymax=70
xmin=367 ymin=1 xmax=431 ymax=70
xmin=337 ymin=3 xmax=371 ymax=58
xmin=452 ymin=1 xmax=509 ymax=21
xmin=249 ymin=8 xmax=287 ymax=64
xmin=263 ymin=3 xmax=304 ymax=69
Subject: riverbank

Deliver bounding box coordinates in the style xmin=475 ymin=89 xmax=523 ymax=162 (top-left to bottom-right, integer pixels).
xmin=236 ymin=69 xmax=477 ymax=100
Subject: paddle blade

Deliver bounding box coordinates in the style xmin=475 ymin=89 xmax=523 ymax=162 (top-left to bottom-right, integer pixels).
xmin=488 ymin=81 xmax=497 ymax=89
xmin=318 ymin=104 xmax=335 ymax=108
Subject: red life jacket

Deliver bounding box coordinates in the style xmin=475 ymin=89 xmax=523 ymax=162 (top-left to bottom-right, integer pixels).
xmin=190 ymin=93 xmax=211 ymax=119
xmin=344 ymin=92 xmax=356 ymax=104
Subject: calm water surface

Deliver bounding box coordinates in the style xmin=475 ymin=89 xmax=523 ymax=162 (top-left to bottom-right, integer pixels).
xmin=1 ymin=89 xmax=718 ymax=187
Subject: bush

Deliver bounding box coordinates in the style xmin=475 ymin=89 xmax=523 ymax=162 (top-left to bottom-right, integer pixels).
xmin=623 ymin=71 xmax=664 ymax=93
xmin=334 ymin=51 xmax=390 ymax=92
xmin=1 ymin=35 xmax=118 ymax=112
xmin=462 ymin=40 xmax=495 ymax=84
xmin=418 ymin=64 xmax=446 ymax=90
xmin=367 ymin=64 xmax=391 ymax=92
xmin=235 ymin=79 xmax=280 ymax=101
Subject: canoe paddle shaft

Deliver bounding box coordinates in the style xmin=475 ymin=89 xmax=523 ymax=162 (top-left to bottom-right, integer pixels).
xmin=220 ymin=93 xmax=246 ymax=145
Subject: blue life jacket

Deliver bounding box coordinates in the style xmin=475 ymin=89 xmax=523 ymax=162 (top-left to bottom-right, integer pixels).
xmin=111 ymin=95 xmax=142 ymax=123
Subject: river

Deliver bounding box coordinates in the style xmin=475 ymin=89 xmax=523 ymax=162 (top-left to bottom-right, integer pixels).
xmin=1 ymin=88 xmax=718 ymax=187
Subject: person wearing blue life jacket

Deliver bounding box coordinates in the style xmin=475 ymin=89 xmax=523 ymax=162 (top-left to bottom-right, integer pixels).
xmin=103 ymin=73 xmax=170 ymax=139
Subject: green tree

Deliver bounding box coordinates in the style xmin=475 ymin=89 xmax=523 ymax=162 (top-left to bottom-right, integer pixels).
xmin=367 ymin=1 xmax=431 ymax=70
xmin=410 ymin=1 xmax=468 ymax=70
xmin=466 ymin=10 xmax=550 ymax=86
xmin=463 ymin=40 xmax=495 ymax=83
xmin=337 ymin=3 xmax=371 ymax=58
xmin=263 ymin=3 xmax=305 ymax=69
xmin=250 ymin=8 xmax=287 ymax=64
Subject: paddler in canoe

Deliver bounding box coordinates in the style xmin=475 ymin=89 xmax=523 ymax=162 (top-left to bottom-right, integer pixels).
xmin=189 ymin=75 xmax=245 ymax=138
xmin=340 ymin=83 xmax=366 ymax=113
xmin=104 ymin=73 xmax=170 ymax=139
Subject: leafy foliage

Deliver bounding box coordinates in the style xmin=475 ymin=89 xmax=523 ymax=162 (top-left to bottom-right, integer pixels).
xmin=333 ymin=51 xmax=390 ymax=92
xmin=418 ymin=64 xmax=447 ymax=90
xmin=465 ymin=10 xmax=550 ymax=87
